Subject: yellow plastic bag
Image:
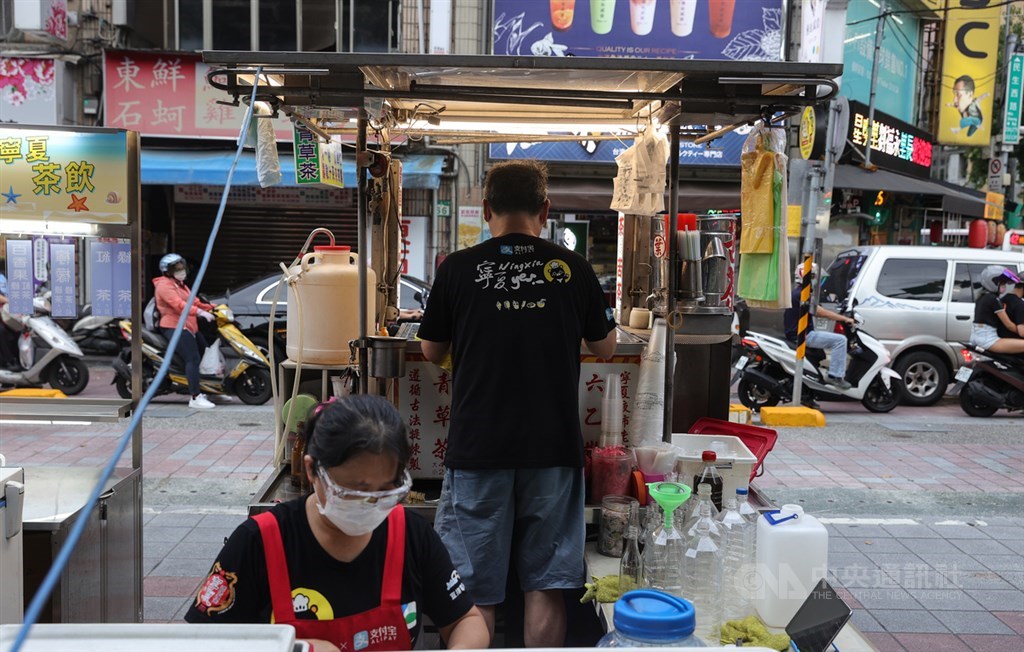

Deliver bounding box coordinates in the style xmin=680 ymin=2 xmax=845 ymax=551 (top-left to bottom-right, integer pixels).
xmin=740 ymin=149 xmax=776 ymax=255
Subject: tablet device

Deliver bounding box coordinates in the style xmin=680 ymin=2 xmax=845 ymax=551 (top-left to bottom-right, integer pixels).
xmin=785 ymin=578 xmax=853 ymax=652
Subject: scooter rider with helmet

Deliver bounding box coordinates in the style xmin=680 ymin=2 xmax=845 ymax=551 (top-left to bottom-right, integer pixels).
xmin=154 ymin=253 xmax=218 ymax=409
xmin=971 ymin=266 xmax=1024 ymax=355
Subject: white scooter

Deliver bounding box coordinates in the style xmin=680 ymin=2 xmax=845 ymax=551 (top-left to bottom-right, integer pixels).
xmin=734 ymin=302 xmax=901 ymax=413
xmin=0 ymin=296 xmax=90 ymax=395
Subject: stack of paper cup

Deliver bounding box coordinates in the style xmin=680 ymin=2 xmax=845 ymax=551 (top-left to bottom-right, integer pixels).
xmin=631 ymin=318 xmax=668 ymax=446
xmin=600 ymin=372 xmax=624 ymax=448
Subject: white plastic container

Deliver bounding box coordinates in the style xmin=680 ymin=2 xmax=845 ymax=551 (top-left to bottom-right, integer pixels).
xmin=670 ymin=433 xmax=756 ymax=499
xmin=0 ymin=624 xmax=303 ymax=652
xmin=286 ymin=245 xmax=376 ymax=365
xmin=754 ymin=504 xmax=829 ymax=628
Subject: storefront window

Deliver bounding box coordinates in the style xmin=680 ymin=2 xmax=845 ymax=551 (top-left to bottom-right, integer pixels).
xmin=260 ymin=0 xmax=298 ymax=51
xmin=212 ymin=0 xmax=252 ymax=50
xmin=178 ymin=0 xmax=203 ymax=51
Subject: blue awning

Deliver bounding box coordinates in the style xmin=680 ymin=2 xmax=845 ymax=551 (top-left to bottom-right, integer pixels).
xmin=140 ymin=150 xmax=444 ymax=189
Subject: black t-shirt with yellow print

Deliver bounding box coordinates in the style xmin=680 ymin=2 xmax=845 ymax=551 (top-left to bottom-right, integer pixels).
xmin=184 ymin=498 xmax=473 ymax=646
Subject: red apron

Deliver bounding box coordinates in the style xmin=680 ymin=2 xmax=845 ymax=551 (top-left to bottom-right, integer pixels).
xmin=253 ymin=505 xmax=413 ymax=651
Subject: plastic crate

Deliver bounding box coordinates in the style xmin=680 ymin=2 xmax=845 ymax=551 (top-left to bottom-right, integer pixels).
xmin=670 ymin=432 xmax=757 ymax=500
xmin=687 ymin=417 xmax=778 ymax=481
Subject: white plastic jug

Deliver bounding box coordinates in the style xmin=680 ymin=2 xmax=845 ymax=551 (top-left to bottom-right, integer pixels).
xmin=754 ymin=504 xmax=828 ymax=628
xmin=286 ymin=245 xmax=376 ymax=365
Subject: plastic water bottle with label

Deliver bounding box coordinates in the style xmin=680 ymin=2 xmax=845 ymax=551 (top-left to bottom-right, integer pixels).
xmin=717 ymin=490 xmax=755 ymax=621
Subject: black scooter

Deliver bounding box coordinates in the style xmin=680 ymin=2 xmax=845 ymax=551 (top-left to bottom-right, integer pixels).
xmin=957 ymin=343 xmax=1024 ymax=417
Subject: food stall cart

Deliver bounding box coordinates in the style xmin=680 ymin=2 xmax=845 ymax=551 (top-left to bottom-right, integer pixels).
xmin=200 ymin=51 xmax=839 ymax=489
xmin=0 ymin=124 xmax=144 ymax=624
xmin=201 ymin=53 xmax=873 ymax=648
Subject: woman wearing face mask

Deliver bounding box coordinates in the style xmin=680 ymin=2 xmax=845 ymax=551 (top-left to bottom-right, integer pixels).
xmin=153 ymin=253 xmax=218 ymax=409
xmin=185 ymin=394 xmax=489 ymax=652
xmin=971 ymin=266 xmax=1024 ymax=355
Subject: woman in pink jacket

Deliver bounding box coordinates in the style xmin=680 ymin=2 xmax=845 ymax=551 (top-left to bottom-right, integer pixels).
xmin=154 ymin=253 xmax=217 ymax=409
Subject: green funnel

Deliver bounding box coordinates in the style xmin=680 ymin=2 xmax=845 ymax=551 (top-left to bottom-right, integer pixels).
xmin=647 ymin=481 xmax=692 ymax=529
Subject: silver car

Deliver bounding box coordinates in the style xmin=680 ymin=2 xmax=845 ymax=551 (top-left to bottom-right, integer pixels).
xmin=819 ymin=246 xmax=1024 ymax=406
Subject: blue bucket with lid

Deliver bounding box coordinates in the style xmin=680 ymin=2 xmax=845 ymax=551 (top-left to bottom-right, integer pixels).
xmin=612 ymin=590 xmax=697 ymax=642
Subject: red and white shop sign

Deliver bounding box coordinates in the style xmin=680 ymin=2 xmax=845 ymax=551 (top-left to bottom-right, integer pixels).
xmin=102 ymin=50 xmax=293 ymax=139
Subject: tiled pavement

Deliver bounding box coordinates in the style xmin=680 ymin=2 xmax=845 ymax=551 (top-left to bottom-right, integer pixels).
xmin=2 ymin=376 xmax=1022 ymax=649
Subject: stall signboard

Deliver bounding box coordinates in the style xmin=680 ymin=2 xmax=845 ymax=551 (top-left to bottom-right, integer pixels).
xmin=938 ymin=0 xmax=1001 ymax=146
xmin=798 ymin=0 xmax=826 ymax=63
xmin=490 ymin=128 xmax=747 ymax=167
xmin=293 ymin=126 xmax=345 ymax=188
xmin=846 ymin=100 xmax=933 ymax=178
xmin=5 ymin=240 xmax=34 ymax=315
xmin=50 ymin=243 xmax=77 ymax=318
xmin=401 ymin=216 xmax=428 ymax=279
xmin=103 ymin=50 xmax=293 ymax=140
xmin=0 ymin=127 xmax=130 ymax=224
xmin=90 ymin=239 xmax=132 ymax=318
xmin=398 ymin=356 xmax=640 ymax=479
xmin=840 ymin=0 xmax=920 ymax=124
xmin=492 ymin=0 xmax=784 ymax=61
xmin=1003 ymin=54 xmax=1024 ymax=147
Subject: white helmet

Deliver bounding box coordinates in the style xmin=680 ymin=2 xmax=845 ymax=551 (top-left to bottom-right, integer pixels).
xmin=978 ymin=266 xmax=1020 ymax=293
xmin=159 ymin=253 xmax=185 ymax=274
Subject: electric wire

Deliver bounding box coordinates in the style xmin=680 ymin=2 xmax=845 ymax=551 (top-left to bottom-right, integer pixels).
xmin=846 ymin=0 xmax=1023 ymax=28
xmin=8 ymin=66 xmax=264 ymax=652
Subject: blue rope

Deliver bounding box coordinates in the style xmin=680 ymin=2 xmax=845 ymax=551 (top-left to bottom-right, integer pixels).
xmin=10 ymin=66 xmax=264 ymax=651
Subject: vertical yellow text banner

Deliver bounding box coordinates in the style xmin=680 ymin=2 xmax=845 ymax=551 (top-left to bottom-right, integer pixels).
xmin=938 ymin=0 xmax=1002 ymax=146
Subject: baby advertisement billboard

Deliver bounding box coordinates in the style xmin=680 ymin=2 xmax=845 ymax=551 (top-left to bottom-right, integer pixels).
xmin=492 ymin=0 xmax=784 ymax=61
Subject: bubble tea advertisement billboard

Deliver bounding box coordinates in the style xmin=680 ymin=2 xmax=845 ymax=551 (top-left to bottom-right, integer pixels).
xmin=492 ymin=0 xmax=785 ymax=60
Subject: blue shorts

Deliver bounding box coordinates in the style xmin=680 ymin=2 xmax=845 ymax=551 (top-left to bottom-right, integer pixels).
xmin=434 ymin=467 xmax=586 ymax=605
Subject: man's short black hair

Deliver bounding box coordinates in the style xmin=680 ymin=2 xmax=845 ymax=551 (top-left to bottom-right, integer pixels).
xmin=954 ymin=75 xmax=975 ymax=93
xmin=484 ymin=160 xmax=548 ymax=216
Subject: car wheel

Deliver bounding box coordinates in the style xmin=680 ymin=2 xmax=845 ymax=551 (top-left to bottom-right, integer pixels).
xmin=893 ymin=351 xmax=949 ymax=406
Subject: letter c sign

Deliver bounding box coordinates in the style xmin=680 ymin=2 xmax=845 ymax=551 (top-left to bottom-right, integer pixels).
xmin=955 ymin=21 xmax=990 ymax=58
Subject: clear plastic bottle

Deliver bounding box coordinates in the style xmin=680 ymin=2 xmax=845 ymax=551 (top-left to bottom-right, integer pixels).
xmin=642 ymin=484 xmax=687 ymax=597
xmin=681 ymin=493 xmax=724 ymax=644
xmin=683 ymin=483 xmax=722 ymax=539
xmin=717 ymin=493 xmax=754 ymax=621
xmin=596 ymin=590 xmax=704 ymax=647
xmin=692 ymin=450 xmax=724 ymax=511
xmin=619 ymin=502 xmax=643 ymax=595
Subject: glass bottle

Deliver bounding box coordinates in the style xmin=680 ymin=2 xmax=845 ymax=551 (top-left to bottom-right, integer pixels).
xmin=619 ymin=502 xmax=643 ymax=595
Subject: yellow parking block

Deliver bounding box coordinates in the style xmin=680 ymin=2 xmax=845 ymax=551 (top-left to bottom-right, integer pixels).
xmin=759 ymin=406 xmax=826 ymax=427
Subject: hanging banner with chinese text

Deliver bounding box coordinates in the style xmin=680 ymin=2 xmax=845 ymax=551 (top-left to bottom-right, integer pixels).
xmin=1004 ymin=54 xmax=1024 ymax=147
xmin=5 ymin=240 xmax=34 ymax=315
xmin=103 ymin=49 xmax=293 ymax=140
xmin=50 ymin=243 xmax=77 ymax=318
xmin=112 ymin=242 xmax=132 ymax=317
xmin=0 ymin=127 xmax=129 ymax=224
xmin=90 ymin=241 xmax=114 ymax=317
xmin=938 ymin=1 xmax=1001 ymax=146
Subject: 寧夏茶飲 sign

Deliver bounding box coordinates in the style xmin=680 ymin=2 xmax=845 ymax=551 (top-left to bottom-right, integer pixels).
xmin=0 ymin=127 xmax=129 ymax=224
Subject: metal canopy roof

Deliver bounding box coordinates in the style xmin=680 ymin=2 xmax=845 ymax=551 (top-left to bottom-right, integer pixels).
xmin=202 ymin=52 xmax=842 ymax=138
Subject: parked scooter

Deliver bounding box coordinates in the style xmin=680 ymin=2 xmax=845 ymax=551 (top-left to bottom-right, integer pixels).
xmin=111 ymin=303 xmax=273 ymax=405
xmin=0 ymin=296 xmax=90 ymax=394
xmin=956 ymin=344 xmax=1024 ymax=417
xmin=734 ymin=302 xmax=902 ymax=413
xmin=71 ymin=304 xmax=123 ymax=355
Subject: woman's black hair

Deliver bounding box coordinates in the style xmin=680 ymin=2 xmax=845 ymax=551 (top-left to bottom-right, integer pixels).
xmin=303 ymin=395 xmax=410 ymax=479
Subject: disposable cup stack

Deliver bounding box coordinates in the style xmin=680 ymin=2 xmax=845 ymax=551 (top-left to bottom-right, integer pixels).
xmin=631 ymin=318 xmax=668 ymax=446
xmin=600 ymin=373 xmax=624 ymax=448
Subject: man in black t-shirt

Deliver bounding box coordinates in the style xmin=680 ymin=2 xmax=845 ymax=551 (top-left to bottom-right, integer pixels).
xmin=418 ymin=160 xmax=616 ymax=647
xmin=998 ymin=282 xmax=1024 ymax=339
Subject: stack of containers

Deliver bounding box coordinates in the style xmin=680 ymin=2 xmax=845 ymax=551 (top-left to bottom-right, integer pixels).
xmin=591 ymin=373 xmax=632 ymax=503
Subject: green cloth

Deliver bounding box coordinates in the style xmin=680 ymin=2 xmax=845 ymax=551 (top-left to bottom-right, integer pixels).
xmin=719 ymin=615 xmax=791 ymax=650
xmin=579 ymin=575 xmax=622 ymax=604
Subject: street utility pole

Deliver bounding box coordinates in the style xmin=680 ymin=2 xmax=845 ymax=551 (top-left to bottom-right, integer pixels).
xmin=865 ymin=2 xmax=886 ymax=168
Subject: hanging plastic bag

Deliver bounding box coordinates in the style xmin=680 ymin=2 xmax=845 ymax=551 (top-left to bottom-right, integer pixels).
xmin=244 ymin=101 xmax=281 ymax=188
xmin=199 ymin=340 xmax=226 ymax=376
